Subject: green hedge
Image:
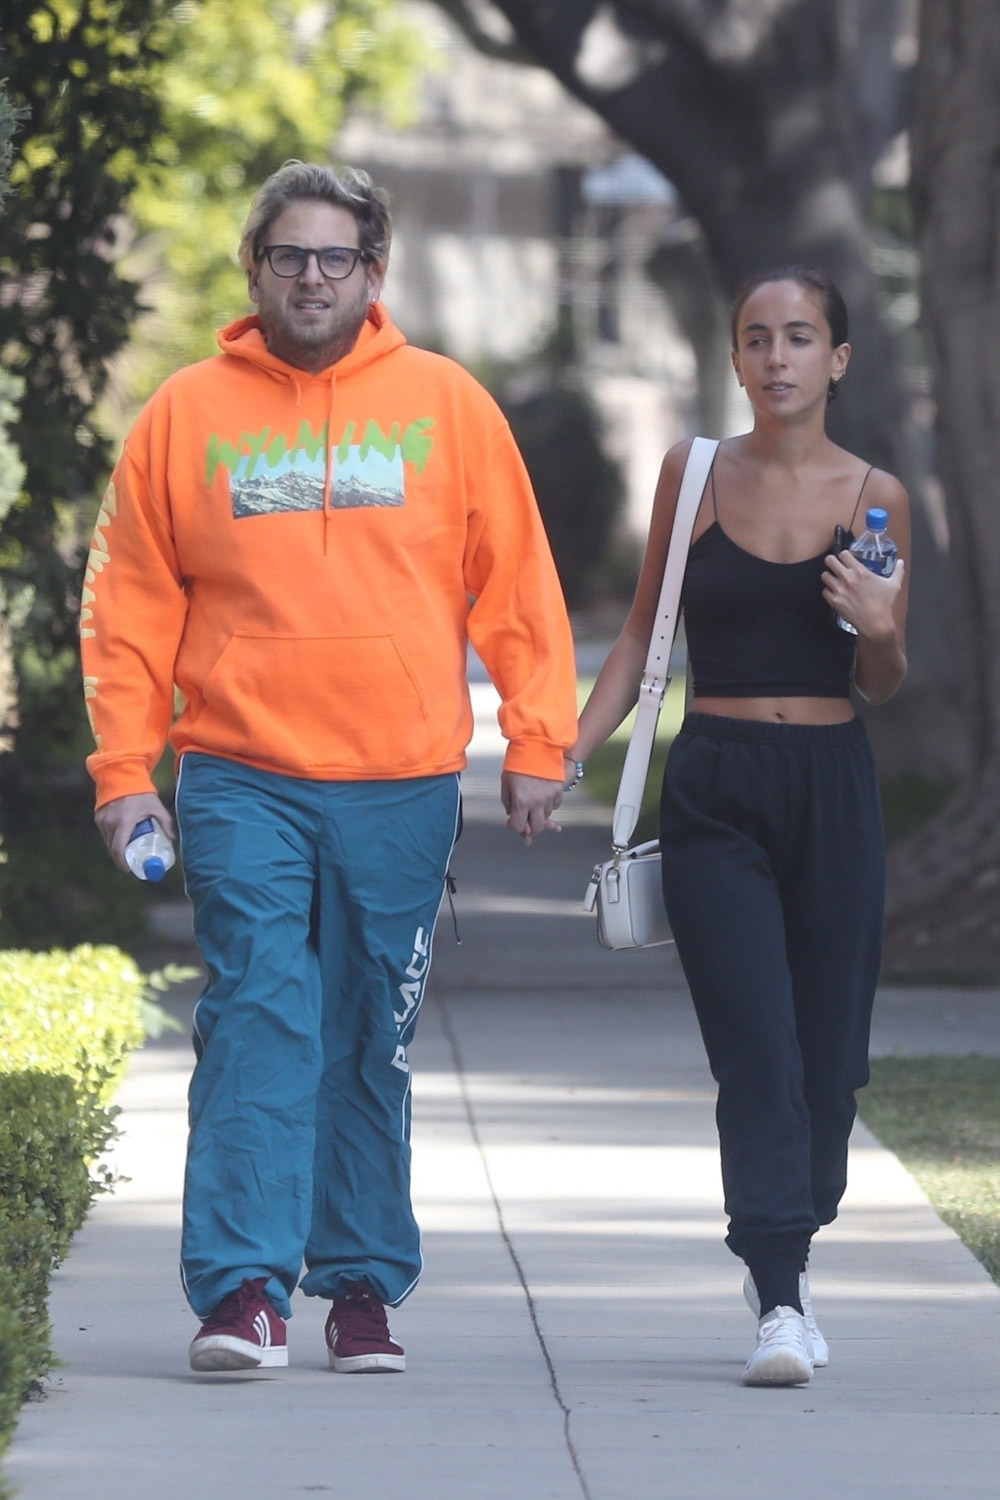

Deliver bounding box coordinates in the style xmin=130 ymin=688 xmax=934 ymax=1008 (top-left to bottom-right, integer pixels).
xmin=0 ymin=945 xmax=148 ymax=1476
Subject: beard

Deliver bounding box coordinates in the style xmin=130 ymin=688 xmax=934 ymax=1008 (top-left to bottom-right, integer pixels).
xmin=257 ymin=276 xmax=372 ymax=372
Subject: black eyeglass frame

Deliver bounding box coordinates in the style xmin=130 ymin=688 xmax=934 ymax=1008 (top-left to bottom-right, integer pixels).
xmin=258 ymin=244 xmax=368 ymax=280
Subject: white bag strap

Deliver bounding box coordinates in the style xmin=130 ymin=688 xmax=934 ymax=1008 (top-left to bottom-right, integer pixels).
xmin=611 ymin=437 xmax=719 ymax=850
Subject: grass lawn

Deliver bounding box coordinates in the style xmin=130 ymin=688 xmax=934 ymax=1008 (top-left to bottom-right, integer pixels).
xmin=859 ymin=1056 xmax=1000 ymax=1287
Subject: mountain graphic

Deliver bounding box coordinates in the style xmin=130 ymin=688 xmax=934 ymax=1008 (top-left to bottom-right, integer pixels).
xmin=232 ymin=470 xmax=324 ymax=517
xmin=230 ymin=442 xmax=405 ymax=517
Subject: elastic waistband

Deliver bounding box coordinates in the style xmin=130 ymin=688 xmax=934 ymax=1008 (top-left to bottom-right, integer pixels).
xmin=679 ymin=712 xmax=867 ymax=748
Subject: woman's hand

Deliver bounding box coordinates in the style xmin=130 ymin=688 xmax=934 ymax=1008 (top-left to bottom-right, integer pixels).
xmin=822 ymin=550 xmax=905 ymax=643
xmin=823 ymin=548 xmax=908 ymax=704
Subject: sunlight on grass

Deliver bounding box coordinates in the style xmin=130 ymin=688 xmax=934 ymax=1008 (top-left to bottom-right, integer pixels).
xmin=860 ymin=1056 xmax=1000 ymax=1286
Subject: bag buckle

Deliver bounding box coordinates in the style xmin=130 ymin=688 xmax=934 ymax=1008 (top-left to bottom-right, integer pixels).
xmin=638 ymin=672 xmax=665 ymax=711
xmin=583 ymin=863 xmax=601 ymax=913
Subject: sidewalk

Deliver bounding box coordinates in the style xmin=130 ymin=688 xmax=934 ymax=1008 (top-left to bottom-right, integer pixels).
xmin=7 ymin=686 xmax=1000 ymax=1499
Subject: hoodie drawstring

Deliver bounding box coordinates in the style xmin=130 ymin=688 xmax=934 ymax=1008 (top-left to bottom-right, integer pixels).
xmin=322 ymin=374 xmax=335 ymax=556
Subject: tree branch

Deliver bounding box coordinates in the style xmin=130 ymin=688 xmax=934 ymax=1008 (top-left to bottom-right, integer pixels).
xmin=432 ymin=0 xmax=534 ymax=64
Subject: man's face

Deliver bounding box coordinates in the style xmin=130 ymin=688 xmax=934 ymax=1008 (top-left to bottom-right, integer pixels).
xmin=248 ymin=200 xmax=385 ymax=372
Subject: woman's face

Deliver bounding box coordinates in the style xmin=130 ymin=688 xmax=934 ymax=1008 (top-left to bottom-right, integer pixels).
xmin=731 ymin=279 xmax=850 ymax=418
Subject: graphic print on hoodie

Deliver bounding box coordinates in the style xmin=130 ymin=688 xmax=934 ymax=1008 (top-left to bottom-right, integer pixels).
xmin=208 ymin=416 xmax=437 ymax=517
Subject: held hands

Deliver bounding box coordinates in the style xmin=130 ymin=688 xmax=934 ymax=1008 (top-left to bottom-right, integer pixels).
xmin=501 ymin=771 xmax=564 ymax=845
xmin=95 ymin=791 xmax=176 ymax=873
xmin=822 ymin=550 xmax=905 ymax=642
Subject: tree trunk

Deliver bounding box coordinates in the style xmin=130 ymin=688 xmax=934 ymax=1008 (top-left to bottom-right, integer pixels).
xmin=643 ymin=235 xmax=732 ymax=437
xmin=445 ymin=1 xmax=997 ymax=970
xmin=883 ymin=0 xmax=1000 ymax=978
xmin=474 ymin=1 xmax=960 ymax=778
xmin=486 ymin=4 xmax=898 ymax=447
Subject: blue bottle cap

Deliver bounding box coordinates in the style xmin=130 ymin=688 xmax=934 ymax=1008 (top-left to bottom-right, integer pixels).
xmin=866 ymin=507 xmax=889 ymax=531
xmin=143 ymin=856 xmax=167 ymax=882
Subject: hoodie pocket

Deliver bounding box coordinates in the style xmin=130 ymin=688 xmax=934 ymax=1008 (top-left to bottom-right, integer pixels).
xmin=194 ymin=634 xmax=431 ymax=773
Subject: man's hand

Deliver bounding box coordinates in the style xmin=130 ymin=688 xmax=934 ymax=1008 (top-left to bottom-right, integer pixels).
xmin=500 ymin=772 xmax=564 ymax=845
xmin=95 ymin=791 xmax=176 ymax=873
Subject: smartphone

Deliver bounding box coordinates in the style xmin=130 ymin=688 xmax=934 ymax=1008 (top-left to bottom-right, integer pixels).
xmin=829 ymin=524 xmax=854 ymax=628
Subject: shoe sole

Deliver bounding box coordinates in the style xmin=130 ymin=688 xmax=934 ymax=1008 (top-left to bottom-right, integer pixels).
xmin=803 ymin=1332 xmax=829 ymax=1366
xmin=743 ymin=1350 xmax=813 ymax=1387
xmin=189 ymin=1335 xmax=288 ymax=1372
xmin=327 ymin=1351 xmax=405 ymax=1374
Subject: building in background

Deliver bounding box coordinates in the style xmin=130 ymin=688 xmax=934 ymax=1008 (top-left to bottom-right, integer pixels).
xmin=336 ymin=3 xmax=712 ymax=551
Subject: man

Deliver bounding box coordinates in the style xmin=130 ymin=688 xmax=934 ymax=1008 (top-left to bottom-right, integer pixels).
xmin=82 ymin=161 xmax=576 ymax=1374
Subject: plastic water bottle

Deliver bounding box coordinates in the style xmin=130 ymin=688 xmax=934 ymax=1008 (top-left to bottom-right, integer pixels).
xmin=835 ymin=507 xmax=898 ymax=635
xmin=125 ymin=817 xmax=175 ymax=882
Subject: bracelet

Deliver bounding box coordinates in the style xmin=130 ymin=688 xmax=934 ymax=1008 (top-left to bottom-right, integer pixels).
xmin=564 ymin=758 xmax=584 ymax=791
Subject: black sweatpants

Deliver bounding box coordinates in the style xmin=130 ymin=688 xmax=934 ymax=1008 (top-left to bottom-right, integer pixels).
xmin=660 ymin=712 xmax=885 ymax=1304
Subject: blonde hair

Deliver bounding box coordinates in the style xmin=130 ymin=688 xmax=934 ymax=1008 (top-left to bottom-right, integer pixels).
xmin=238 ymin=161 xmax=392 ymax=272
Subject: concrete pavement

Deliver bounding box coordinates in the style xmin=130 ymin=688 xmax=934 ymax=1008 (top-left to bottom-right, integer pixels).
xmin=7 ymin=685 xmax=1000 ymax=1499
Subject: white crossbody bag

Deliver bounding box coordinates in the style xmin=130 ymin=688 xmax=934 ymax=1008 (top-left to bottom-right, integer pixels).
xmin=583 ymin=437 xmax=719 ymax=950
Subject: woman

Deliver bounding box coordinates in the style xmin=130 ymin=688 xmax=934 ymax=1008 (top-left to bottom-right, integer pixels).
xmin=566 ymin=266 xmax=909 ymax=1386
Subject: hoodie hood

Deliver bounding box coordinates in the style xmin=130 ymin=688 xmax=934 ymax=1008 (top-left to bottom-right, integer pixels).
xmin=216 ymin=300 xmax=407 ymax=385
xmin=213 ymin=301 xmax=409 ymax=553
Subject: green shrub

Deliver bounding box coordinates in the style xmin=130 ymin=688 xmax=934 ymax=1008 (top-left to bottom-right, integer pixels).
xmin=0 ymin=945 xmax=148 ymax=1470
xmin=0 ymin=944 xmax=146 ymax=1099
xmin=0 ymin=1260 xmax=45 ymax=1496
xmin=502 ymin=384 xmax=627 ymax=609
xmin=0 ymin=1071 xmax=120 ymax=1263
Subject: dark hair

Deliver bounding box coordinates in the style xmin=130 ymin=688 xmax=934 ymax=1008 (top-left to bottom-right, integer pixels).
xmin=731 ymin=265 xmax=849 ymax=401
xmin=239 ymin=160 xmax=392 ymax=273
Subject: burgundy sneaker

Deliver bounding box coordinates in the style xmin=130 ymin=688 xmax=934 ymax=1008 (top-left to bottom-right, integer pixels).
xmin=189 ymin=1276 xmax=288 ymax=1372
xmin=325 ymin=1282 xmax=405 ymax=1373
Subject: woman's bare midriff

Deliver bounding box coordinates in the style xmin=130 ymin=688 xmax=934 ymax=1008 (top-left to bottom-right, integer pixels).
xmin=691 ymin=696 xmax=855 ymax=725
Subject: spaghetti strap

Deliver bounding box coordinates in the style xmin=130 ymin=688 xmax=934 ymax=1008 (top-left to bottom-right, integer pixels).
xmin=848 ymin=466 xmax=875 ymax=530
xmin=709 ymin=463 xmax=720 ymax=521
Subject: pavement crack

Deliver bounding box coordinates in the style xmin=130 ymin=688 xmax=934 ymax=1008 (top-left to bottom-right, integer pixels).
xmin=436 ymin=991 xmax=593 ymax=1500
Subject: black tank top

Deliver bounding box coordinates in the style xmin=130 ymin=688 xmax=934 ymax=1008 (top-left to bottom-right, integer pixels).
xmin=682 ymin=465 xmax=872 ymax=699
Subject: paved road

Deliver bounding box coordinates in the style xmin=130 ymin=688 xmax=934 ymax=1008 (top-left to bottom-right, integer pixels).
xmin=7 ymin=685 xmax=1000 ymax=1499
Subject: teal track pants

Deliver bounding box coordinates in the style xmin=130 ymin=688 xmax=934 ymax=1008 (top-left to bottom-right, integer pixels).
xmin=175 ymin=753 xmax=461 ymax=1320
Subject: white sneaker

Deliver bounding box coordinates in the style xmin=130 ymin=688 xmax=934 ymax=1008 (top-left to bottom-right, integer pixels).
xmin=743 ymin=1306 xmax=813 ymax=1387
xmin=743 ymin=1269 xmax=830 ymax=1366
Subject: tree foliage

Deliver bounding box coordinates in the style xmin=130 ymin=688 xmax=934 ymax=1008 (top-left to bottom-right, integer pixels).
xmin=120 ymin=0 xmax=427 ymax=411
xmin=505 ymin=383 xmax=626 ymax=608
xmin=0 ymin=69 xmax=28 ymax=760
xmin=0 ymin=370 xmax=24 ymax=759
xmin=0 ymin=1 xmax=168 ymax=733
xmin=0 ymin=1 xmax=170 ymax=945
xmin=0 ymin=63 xmax=29 ymax=215
xmin=0 ymin=2 xmax=425 ymax=947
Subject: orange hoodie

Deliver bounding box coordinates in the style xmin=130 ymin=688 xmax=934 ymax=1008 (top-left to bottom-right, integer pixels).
xmin=82 ymin=305 xmax=577 ymax=807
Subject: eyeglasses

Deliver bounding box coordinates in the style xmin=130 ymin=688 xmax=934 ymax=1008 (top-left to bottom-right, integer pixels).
xmin=259 ymin=245 xmax=366 ymax=280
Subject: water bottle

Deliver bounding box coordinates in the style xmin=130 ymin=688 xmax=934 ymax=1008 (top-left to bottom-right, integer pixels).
xmin=125 ymin=817 xmax=175 ymax=882
xmin=835 ymin=507 xmax=898 ymax=635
